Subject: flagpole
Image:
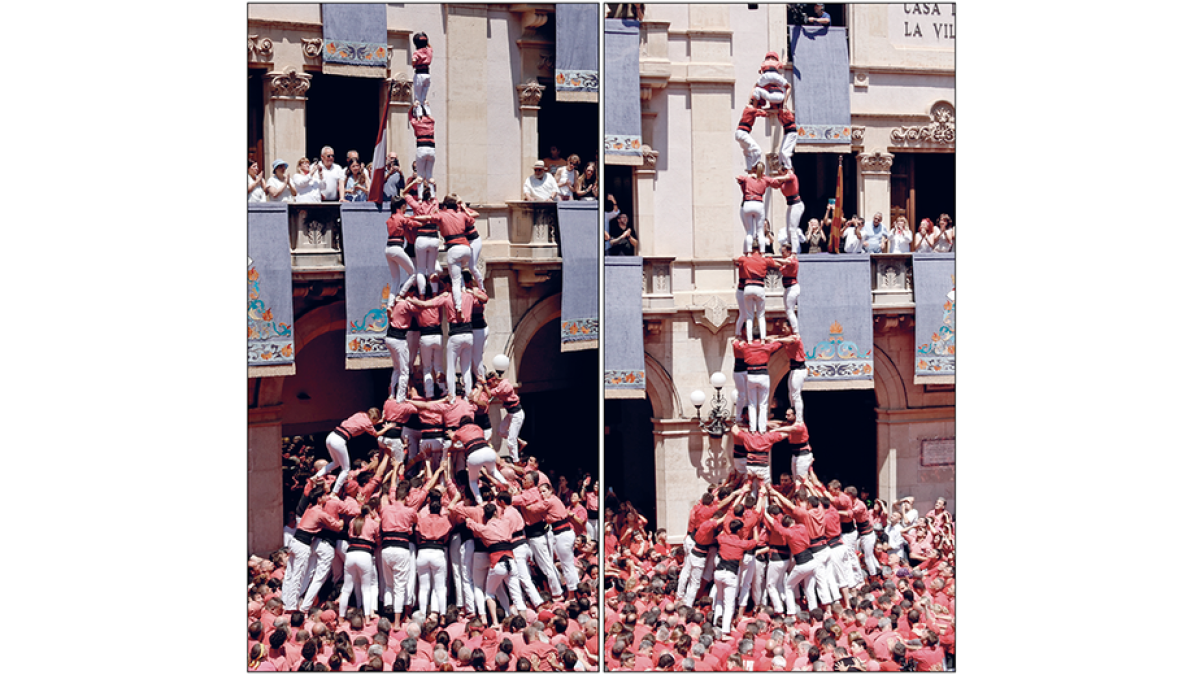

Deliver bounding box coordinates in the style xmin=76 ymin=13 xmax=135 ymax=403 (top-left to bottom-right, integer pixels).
xmin=830 ymin=155 xmax=843 ymax=253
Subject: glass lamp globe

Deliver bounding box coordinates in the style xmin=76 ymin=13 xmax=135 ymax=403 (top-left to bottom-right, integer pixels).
xmin=710 ymin=372 xmax=727 ymax=389
xmin=690 ymin=390 xmax=706 ymax=407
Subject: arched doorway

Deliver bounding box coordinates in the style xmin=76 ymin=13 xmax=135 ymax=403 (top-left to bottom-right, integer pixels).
xmin=515 ymin=319 xmax=599 ymax=487
xmin=769 ymin=377 xmax=878 ymax=498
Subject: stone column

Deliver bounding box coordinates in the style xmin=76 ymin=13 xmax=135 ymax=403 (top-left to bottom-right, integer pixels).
xmin=653 ymin=419 xmax=734 ymax=544
xmin=248 ymin=377 xmax=286 ymax=556
xmin=264 ymin=67 xmax=312 ymax=168
xmin=386 ymin=77 xmax=414 ymax=175
xmin=857 ymin=150 xmax=894 ymax=229
xmin=516 ymin=81 xmax=545 ymax=185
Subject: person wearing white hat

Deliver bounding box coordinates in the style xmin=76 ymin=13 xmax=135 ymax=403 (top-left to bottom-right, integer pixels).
xmin=522 ymin=160 xmax=558 ymax=202
xmin=265 ymin=159 xmax=297 ymax=202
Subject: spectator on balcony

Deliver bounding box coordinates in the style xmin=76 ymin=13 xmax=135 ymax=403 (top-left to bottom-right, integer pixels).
xmin=290 ymin=157 xmax=321 ymax=204
xmin=575 ymin=161 xmax=599 ymax=201
xmin=248 ymin=160 xmax=266 ymax=202
xmin=542 ymin=145 xmax=568 ymax=170
xmin=937 ymin=214 xmax=954 ymax=252
xmin=805 ymin=217 xmax=827 ymax=254
xmin=345 ymin=158 xmax=371 ymax=202
xmin=607 ymin=212 xmax=638 ymax=257
xmin=842 ymin=217 xmax=864 ymax=254
xmin=315 ymin=146 xmax=347 ymax=202
xmin=555 ymin=154 xmax=581 ymax=201
xmin=346 ymin=149 xmax=360 ymax=167
xmin=604 ymin=194 xmax=620 ymax=253
xmin=381 ymin=152 xmax=405 ymax=202
xmin=886 ymin=216 xmax=913 ymax=253
xmin=861 ymin=212 xmax=887 ymax=254
xmin=265 ymin=160 xmax=296 ymax=203
xmin=805 ymin=3 xmax=832 ymax=26
xmin=522 ymin=161 xmax=558 ymax=202
xmin=914 ymin=218 xmax=936 ymax=253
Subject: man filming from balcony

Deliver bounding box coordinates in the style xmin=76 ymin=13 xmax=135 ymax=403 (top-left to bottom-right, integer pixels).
xmin=382 ymin=151 xmax=405 ymax=202
xmin=805 ymin=4 xmax=832 ymax=26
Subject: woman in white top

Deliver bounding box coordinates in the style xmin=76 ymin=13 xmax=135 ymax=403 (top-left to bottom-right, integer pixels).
xmin=933 ymin=214 xmax=953 ymax=252
xmin=291 ymin=157 xmax=322 ymax=204
xmin=887 ymin=216 xmax=913 ymax=253
xmin=265 ymin=160 xmax=296 ymax=202
xmin=555 ymin=154 xmax=580 ymax=201
xmin=248 ymin=160 xmax=266 ymax=202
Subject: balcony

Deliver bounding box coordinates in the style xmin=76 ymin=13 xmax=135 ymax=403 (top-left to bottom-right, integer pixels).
xmin=289 ymin=203 xmax=343 ymax=272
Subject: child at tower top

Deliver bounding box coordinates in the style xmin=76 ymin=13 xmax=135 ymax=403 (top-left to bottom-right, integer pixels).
xmin=412 ymin=32 xmax=432 ymax=116
xmin=752 ymin=51 xmax=791 ymax=110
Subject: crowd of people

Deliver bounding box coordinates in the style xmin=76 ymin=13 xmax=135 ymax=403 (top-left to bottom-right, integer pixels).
xmin=596 ymin=52 xmax=956 ymax=672
xmin=522 ymin=146 xmax=600 ymax=203
xmin=249 ymin=31 xmax=600 ymax=671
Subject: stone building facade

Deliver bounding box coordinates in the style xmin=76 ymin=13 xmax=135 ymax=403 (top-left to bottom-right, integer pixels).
xmin=605 ymin=3 xmax=955 ymax=542
xmin=247 ymin=4 xmax=598 ymax=555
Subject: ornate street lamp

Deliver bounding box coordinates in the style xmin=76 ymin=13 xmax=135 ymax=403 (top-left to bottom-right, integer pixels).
xmin=691 ymin=372 xmax=730 ymax=438
xmin=492 ymin=354 xmax=510 ymax=377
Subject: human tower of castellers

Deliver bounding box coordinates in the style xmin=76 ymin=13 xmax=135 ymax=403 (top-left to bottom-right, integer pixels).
xmin=681 ymin=52 xmax=922 ymax=639
xmin=252 ymin=34 xmax=600 ymax=672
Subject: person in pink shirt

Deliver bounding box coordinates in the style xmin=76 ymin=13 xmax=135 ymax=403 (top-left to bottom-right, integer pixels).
xmin=464 ymin=502 xmax=526 ymax=626
xmin=406 ymin=286 xmax=453 ymax=400
xmin=451 ymin=421 xmax=507 ymax=503
xmin=736 ymin=163 xmax=782 ymax=253
xmin=315 ymin=408 xmax=390 ymax=495
xmin=338 ymin=501 xmax=382 ymax=620
xmin=385 ymin=194 xmax=419 ymax=310
xmin=775 ymin=242 xmax=802 ymax=334
xmin=410 ymin=105 xmax=437 ymax=194
xmin=734 ymin=240 xmax=778 ymax=343
xmin=412 ymin=32 xmax=432 ymax=116
xmin=540 ymin=482 xmax=583 ymax=600
xmin=283 ymin=484 xmax=343 ymax=612
xmin=484 ymin=371 xmax=525 ymax=461
xmin=767 ymin=324 xmax=807 ymax=424
xmin=384 ymin=284 xmax=417 ymax=402
xmin=415 ymin=481 xmax=456 ymax=618
xmin=463 ymin=273 xmax=490 ymax=383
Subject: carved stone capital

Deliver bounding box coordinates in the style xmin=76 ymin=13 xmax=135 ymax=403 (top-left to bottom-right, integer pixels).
xmin=387 ymin=77 xmax=413 ymax=105
xmin=267 ymin=67 xmax=312 ymax=100
xmin=641 ymin=144 xmax=659 ymax=169
xmin=850 ymin=126 xmax=866 ymax=145
xmin=858 ymin=150 xmax=894 ymax=175
xmin=516 ymin=79 xmax=545 ymax=108
xmin=301 ymin=38 xmax=323 ymax=59
xmin=890 ymin=101 xmax=955 ymax=147
xmin=248 ymin=34 xmax=274 ymax=60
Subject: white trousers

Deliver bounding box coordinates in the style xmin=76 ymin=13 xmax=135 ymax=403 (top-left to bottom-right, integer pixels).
xmin=414 ymin=236 xmax=440 ymax=295
xmin=765 ymin=557 xmax=789 ymax=613
xmin=416 ymin=547 xmax=448 ymax=616
xmin=385 ymin=336 xmax=411 ymax=401
xmin=469 ymin=238 xmax=483 ymax=285
xmin=413 ymin=74 xmax=431 ymax=109
xmin=338 ymin=550 xmax=378 ymax=618
xmin=445 ymin=332 xmax=474 ymax=395
xmin=512 ymin=542 xmax=543 ymax=607
xmin=406 ymin=543 xmax=417 ymax=606
xmin=740 ymin=200 xmax=767 ymax=253
xmin=485 ymin=559 xmax=526 ymax=612
xmin=318 ymin=433 xmax=351 ymax=495
xmin=858 ymin=531 xmax=880 ymax=577
xmin=743 ymin=285 xmax=766 ymax=342
xmin=745 ymin=372 xmax=770 ymax=433
xmin=734 ymin=289 xmax=748 ymax=342
xmin=450 ymin=535 xmax=475 ymax=614
xmin=787 ymin=366 xmax=807 ymax=422
xmin=785 ymin=202 xmax=805 ymax=253
xmin=466 ymin=448 xmax=506 ymax=503
xmin=733 ymin=371 xmax=748 ymax=422
xmin=792 ymin=452 xmax=813 ymax=480
xmin=587 ymin=519 xmax=598 ymax=541
xmin=300 ymin=538 xmax=336 ymax=612
xmin=419 ymin=334 xmax=445 ymax=398
xmin=737 ymin=553 xmax=758 ymax=608
xmin=780 ymin=132 xmax=799 ymax=171
xmin=823 ymin=545 xmax=851 ymax=591
xmin=551 ymin=528 xmax=580 ymax=591
xmin=419 ymin=436 xmax=445 ymax=466
xmin=446 ymin=244 xmax=473 ymax=312
xmin=471 ymin=327 xmax=489 ymax=381
xmin=498 ymin=409 xmax=525 ymax=460
xmin=385 ymin=244 xmax=416 ymax=299
xmin=785 ymin=555 xmax=825 ymax=612
xmin=713 ymin=568 xmax=740 ymax=633
xmin=784 ymin=283 xmax=802 ymax=336
xmin=734 ymin=129 xmax=763 ymax=172
xmin=282 ymin=536 xmax=313 ymax=610
xmin=527 ymin=530 xmax=564 ymax=597
xmin=415 ymin=147 xmax=436 ymax=184
xmin=470 ymin=548 xmax=492 ymax=616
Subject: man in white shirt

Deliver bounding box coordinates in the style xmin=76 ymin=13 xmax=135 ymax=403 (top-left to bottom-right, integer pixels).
xmin=315 ymin=145 xmax=347 ymax=202
xmin=842 ymin=217 xmax=864 ymax=253
xmin=522 ymin=161 xmax=558 ymax=202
